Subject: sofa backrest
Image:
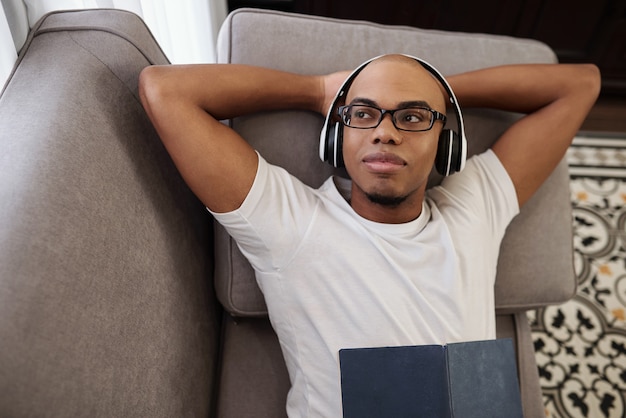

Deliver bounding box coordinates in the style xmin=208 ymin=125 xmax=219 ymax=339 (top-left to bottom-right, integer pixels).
xmin=214 ymin=8 xmax=576 ymax=317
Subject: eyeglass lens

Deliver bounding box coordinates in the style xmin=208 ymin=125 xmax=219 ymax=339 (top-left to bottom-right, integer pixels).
xmin=342 ymin=105 xmax=436 ymax=132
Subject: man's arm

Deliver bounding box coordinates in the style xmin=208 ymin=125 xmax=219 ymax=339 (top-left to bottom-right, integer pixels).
xmin=447 ymin=64 xmax=601 ymax=207
xmin=138 ymin=64 xmax=330 ymax=213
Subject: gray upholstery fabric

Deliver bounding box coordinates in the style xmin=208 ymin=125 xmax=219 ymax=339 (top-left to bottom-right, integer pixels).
xmin=0 ymin=10 xmax=218 ymax=417
xmin=216 ymin=317 xmax=291 ymax=418
xmin=214 ymin=8 xmax=576 ymax=317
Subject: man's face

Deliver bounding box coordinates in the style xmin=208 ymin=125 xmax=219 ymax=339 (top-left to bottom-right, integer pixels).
xmin=342 ymin=57 xmax=447 ymax=220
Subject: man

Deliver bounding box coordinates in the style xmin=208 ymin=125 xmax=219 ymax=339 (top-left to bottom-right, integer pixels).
xmin=139 ymin=55 xmax=600 ymax=417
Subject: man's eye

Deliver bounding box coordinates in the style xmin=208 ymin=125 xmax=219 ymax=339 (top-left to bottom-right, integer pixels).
xmin=354 ymin=110 xmax=374 ymax=119
xmin=403 ymin=113 xmax=425 ymax=123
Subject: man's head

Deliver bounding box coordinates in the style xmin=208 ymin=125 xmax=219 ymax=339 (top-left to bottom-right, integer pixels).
xmin=325 ymin=54 xmax=462 ymax=222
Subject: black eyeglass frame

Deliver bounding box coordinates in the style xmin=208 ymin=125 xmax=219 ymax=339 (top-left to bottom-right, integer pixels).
xmin=338 ymin=104 xmax=447 ymax=132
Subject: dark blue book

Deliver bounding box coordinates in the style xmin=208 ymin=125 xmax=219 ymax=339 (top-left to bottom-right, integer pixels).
xmin=339 ymin=338 xmax=523 ymax=418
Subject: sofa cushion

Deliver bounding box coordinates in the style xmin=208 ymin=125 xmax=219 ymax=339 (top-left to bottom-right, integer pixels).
xmin=214 ymin=8 xmax=575 ymax=316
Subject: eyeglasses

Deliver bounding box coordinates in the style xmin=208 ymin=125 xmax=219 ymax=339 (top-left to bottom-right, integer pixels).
xmin=338 ymin=104 xmax=446 ymax=132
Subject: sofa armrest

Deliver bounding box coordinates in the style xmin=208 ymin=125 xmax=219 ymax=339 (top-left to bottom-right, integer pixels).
xmin=0 ymin=10 xmax=219 ymax=417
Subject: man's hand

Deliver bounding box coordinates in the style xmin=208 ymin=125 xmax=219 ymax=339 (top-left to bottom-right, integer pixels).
xmin=318 ymin=71 xmax=353 ymax=116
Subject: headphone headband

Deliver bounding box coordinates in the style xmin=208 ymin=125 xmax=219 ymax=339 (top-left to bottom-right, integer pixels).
xmin=319 ymin=54 xmax=467 ymax=176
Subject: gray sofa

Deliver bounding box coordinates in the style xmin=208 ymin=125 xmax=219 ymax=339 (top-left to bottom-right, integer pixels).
xmin=0 ymin=8 xmax=575 ymax=417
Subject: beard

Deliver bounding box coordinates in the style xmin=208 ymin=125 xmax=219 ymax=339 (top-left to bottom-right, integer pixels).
xmin=364 ymin=191 xmax=409 ymax=208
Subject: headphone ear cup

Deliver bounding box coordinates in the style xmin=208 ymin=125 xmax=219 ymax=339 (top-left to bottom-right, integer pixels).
xmin=329 ymin=122 xmax=344 ymax=168
xmin=321 ymin=122 xmax=334 ymax=163
xmin=320 ymin=121 xmax=344 ymax=168
xmin=436 ymin=129 xmax=462 ymax=176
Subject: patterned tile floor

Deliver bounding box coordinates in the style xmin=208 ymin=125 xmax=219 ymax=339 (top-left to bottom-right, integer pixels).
xmin=528 ymin=135 xmax=626 ymax=418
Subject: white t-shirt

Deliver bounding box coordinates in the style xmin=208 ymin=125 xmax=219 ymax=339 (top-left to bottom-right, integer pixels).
xmin=211 ymin=149 xmax=519 ymax=418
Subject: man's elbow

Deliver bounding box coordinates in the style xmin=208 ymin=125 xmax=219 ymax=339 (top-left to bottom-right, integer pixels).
xmin=578 ymin=63 xmax=602 ymax=102
xmin=138 ymin=65 xmax=170 ymax=119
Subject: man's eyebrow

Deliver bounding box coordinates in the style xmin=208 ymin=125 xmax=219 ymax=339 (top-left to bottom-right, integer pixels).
xmin=349 ymin=97 xmax=433 ymax=109
xmin=349 ymin=97 xmax=378 ymax=106
xmin=397 ymin=100 xmax=432 ymax=109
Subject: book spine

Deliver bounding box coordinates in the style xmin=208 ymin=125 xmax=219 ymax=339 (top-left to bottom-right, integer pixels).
xmin=444 ymin=345 xmax=454 ymax=418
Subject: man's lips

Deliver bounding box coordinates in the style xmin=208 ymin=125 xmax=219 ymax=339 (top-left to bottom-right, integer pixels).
xmin=362 ymin=152 xmax=407 ymax=173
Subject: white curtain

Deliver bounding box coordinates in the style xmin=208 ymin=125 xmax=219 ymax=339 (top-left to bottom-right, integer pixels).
xmin=1 ymin=0 xmax=227 ymax=87
xmin=0 ymin=4 xmax=17 ymax=87
xmin=135 ymin=1 xmax=227 ymax=64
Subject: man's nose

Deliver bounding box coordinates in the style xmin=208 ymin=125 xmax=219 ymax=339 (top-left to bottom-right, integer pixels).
xmin=373 ymin=113 xmax=403 ymax=145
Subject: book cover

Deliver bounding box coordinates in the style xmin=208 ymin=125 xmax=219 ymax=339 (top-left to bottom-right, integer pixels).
xmin=339 ymin=338 xmax=523 ymax=418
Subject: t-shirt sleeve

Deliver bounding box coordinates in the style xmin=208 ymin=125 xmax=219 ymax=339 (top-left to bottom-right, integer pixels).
xmin=429 ymin=149 xmax=520 ymax=244
xmin=208 ymin=153 xmax=319 ymax=272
